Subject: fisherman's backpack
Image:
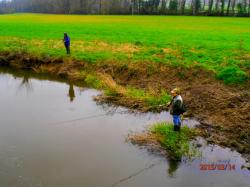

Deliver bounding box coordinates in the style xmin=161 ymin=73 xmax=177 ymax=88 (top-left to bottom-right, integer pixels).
xmin=179 ymin=102 xmax=187 ymax=114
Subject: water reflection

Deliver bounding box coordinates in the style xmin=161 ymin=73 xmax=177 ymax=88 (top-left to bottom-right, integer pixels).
xmin=167 ymin=160 xmax=180 ymax=177
xmin=68 ymin=83 xmax=75 ymax=102
xmin=16 ymin=73 xmax=33 ymax=93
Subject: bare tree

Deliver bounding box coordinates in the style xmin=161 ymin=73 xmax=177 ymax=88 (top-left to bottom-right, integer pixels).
xmin=227 ymin=0 xmax=231 ymax=15
xmin=231 ymin=0 xmax=236 ymax=13
xmin=221 ymin=0 xmax=225 ymax=15
xmin=180 ymin=0 xmax=186 ymax=14
xmin=202 ymin=0 xmax=206 ymax=11
xmin=6 ymin=0 xmax=249 ymax=15
xmin=215 ymin=0 xmax=219 ymax=13
xmin=248 ymin=0 xmax=250 ymax=14
xmin=208 ymin=0 xmax=214 ymax=14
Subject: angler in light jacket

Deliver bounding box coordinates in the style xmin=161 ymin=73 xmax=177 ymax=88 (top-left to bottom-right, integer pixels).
xmin=169 ymin=88 xmax=184 ymax=131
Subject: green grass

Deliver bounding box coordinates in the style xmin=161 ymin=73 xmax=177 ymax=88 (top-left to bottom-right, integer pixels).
xmin=216 ymin=66 xmax=248 ymax=84
xmin=151 ymin=122 xmax=197 ymax=160
xmin=0 ymin=13 xmax=250 ymax=83
xmin=84 ymin=73 xmax=104 ymax=89
xmin=126 ymin=87 xmax=171 ymax=107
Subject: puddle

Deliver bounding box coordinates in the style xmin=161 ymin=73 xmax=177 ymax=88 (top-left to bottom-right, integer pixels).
xmin=0 ymin=67 xmax=249 ymax=187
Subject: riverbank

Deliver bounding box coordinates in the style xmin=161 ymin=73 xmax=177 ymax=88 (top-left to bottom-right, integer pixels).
xmin=0 ymin=51 xmax=249 ymax=160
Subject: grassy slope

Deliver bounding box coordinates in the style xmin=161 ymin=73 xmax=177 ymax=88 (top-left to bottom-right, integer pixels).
xmin=0 ymin=14 xmax=250 ymax=83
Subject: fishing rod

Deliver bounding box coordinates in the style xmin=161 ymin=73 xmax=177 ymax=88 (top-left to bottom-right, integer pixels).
xmin=49 ymin=109 xmax=130 ymax=126
xmin=50 ymin=103 xmax=172 ymax=126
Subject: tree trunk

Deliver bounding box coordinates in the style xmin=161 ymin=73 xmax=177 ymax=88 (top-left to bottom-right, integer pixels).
xmin=215 ymin=0 xmax=219 ymax=13
xmin=192 ymin=0 xmax=197 ymax=15
xmin=227 ymin=0 xmax=231 ymax=15
xmin=221 ymin=0 xmax=225 ymax=15
xmin=202 ymin=0 xmax=205 ymax=10
xmin=181 ymin=0 xmax=186 ymax=14
xmin=65 ymin=0 xmax=70 ymax=14
xmin=231 ymin=0 xmax=236 ymax=14
xmin=248 ymin=0 xmax=250 ymax=14
xmin=208 ymin=0 xmax=214 ymax=14
xmin=99 ymin=0 xmax=102 ymax=14
xmin=138 ymin=0 xmax=141 ymax=14
xmin=160 ymin=0 xmax=167 ymax=14
xmin=131 ymin=0 xmax=134 ymax=15
xmin=243 ymin=0 xmax=247 ymax=12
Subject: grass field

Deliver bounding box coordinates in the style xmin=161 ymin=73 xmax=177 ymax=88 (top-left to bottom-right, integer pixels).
xmin=0 ymin=13 xmax=250 ymax=83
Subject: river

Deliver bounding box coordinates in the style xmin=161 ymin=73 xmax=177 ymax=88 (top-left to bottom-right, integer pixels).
xmin=0 ymin=67 xmax=249 ymax=187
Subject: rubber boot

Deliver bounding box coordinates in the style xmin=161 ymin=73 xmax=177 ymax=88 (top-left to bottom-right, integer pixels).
xmin=173 ymin=125 xmax=178 ymax=131
xmin=177 ymin=123 xmax=181 ymax=132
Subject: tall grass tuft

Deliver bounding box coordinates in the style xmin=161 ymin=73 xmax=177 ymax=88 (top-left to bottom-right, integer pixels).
xmin=216 ymin=66 xmax=248 ymax=84
xmin=151 ymin=122 xmax=197 ymax=160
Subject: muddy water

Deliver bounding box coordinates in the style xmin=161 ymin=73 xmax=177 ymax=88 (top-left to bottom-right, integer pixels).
xmin=0 ymin=68 xmax=249 ymax=187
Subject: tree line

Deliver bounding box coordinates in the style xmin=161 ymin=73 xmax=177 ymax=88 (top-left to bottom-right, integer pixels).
xmin=0 ymin=0 xmax=249 ymax=16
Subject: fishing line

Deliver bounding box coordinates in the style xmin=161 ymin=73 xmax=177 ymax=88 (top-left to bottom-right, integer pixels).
xmin=49 ymin=109 xmax=130 ymax=126
xmin=110 ymin=159 xmax=163 ymax=187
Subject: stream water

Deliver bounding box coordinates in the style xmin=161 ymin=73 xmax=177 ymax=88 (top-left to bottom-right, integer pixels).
xmin=0 ymin=67 xmax=249 ymax=187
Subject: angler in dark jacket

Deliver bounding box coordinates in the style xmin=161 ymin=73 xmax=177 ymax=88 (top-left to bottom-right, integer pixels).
xmin=63 ymin=33 xmax=70 ymax=55
xmin=169 ymin=88 xmax=184 ymax=131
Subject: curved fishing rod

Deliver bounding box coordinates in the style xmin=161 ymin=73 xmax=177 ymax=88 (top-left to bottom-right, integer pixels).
xmin=49 ymin=103 xmax=171 ymax=126
xmin=49 ymin=109 xmax=131 ymax=126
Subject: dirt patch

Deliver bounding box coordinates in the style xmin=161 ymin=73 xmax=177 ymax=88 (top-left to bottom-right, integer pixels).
xmin=163 ymin=48 xmax=182 ymax=58
xmin=114 ymin=43 xmax=140 ymax=53
xmin=72 ymin=40 xmax=140 ymax=55
xmin=0 ymin=51 xmax=249 ymax=160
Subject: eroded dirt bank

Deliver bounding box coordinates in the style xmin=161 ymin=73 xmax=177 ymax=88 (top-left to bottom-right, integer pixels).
xmin=0 ymin=51 xmax=249 ymax=160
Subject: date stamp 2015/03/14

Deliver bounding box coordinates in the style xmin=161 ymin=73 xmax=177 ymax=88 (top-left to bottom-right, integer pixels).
xmin=200 ymin=163 xmax=235 ymax=171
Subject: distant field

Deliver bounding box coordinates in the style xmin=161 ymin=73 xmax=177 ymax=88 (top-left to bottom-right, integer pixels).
xmin=0 ymin=13 xmax=249 ymax=83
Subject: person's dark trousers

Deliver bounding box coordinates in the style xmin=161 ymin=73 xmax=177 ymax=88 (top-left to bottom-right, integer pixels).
xmin=177 ymin=123 xmax=181 ymax=131
xmin=65 ymin=44 xmax=70 ymax=55
xmin=173 ymin=124 xmax=181 ymax=132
